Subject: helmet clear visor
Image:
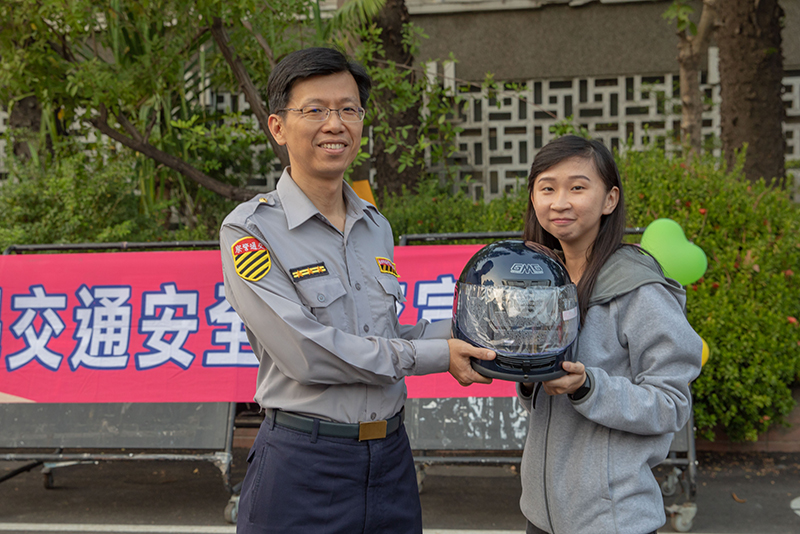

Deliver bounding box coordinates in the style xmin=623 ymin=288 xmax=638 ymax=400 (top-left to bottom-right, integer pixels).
xmin=456 ymin=284 xmax=579 ymax=355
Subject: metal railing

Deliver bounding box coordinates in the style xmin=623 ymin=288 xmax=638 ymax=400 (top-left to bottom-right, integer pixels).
xmin=398 ymin=228 xmax=646 ymax=246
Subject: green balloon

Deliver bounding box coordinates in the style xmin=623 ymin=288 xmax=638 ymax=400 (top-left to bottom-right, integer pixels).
xmin=640 ymin=218 xmax=708 ymax=286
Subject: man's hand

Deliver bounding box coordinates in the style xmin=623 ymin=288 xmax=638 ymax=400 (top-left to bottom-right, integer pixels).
xmin=447 ymin=339 xmax=496 ymax=386
xmin=542 ymin=361 xmax=586 ymax=396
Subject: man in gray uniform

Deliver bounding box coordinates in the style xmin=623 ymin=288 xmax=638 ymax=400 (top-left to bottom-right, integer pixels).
xmin=220 ymin=47 xmax=495 ymax=533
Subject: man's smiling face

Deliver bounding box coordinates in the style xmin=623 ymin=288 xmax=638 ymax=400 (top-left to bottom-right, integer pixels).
xmin=269 ymin=70 xmax=364 ymax=184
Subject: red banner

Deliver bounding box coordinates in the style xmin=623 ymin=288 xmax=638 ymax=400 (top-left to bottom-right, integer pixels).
xmin=0 ymin=246 xmax=517 ymax=403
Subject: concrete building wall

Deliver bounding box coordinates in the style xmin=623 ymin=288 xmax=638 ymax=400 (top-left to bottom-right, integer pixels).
xmin=409 ymin=0 xmax=800 ymax=81
xmin=781 ymin=0 xmax=800 ymax=68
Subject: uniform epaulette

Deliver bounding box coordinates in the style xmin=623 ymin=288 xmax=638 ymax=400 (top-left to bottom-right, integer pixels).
xmin=242 ymin=193 xmax=276 ymax=214
xmin=243 ymin=194 xmax=278 ymax=223
xmin=223 ymin=193 xmax=277 ymax=227
xmin=256 ymin=195 xmax=276 ymax=207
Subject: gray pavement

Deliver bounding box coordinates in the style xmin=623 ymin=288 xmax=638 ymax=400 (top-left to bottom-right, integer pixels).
xmin=0 ymin=449 xmax=798 ymax=533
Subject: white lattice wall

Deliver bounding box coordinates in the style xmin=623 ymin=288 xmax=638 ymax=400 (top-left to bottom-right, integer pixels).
xmin=435 ymin=50 xmax=800 ymax=201
xmin=445 ymin=71 xmax=718 ymax=199
xmin=785 ymin=70 xmax=800 ymax=170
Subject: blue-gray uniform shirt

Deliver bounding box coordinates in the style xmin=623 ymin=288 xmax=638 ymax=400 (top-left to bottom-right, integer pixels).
xmin=220 ymin=168 xmax=451 ymax=424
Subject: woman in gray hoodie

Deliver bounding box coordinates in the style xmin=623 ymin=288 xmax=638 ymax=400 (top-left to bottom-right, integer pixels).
xmin=519 ymin=135 xmax=703 ymax=534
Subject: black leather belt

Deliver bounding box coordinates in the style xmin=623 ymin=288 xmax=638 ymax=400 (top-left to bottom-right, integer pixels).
xmin=268 ymin=409 xmax=404 ymax=441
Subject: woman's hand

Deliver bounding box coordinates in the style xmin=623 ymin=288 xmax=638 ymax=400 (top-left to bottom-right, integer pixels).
xmin=542 ymin=361 xmax=586 ymax=396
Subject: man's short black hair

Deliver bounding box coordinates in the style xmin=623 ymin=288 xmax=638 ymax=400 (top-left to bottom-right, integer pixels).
xmin=267 ymin=47 xmax=372 ymax=113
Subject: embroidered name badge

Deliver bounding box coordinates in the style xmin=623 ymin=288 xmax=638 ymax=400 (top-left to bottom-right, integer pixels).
xmin=290 ymin=263 xmax=328 ymax=280
xmin=376 ymin=257 xmax=399 ymax=277
xmin=232 ymin=237 xmax=271 ymax=282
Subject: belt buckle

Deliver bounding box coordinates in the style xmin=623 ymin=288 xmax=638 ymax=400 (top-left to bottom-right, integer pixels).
xmin=358 ymin=420 xmax=387 ymax=441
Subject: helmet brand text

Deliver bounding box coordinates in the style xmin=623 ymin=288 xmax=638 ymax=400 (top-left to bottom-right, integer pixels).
xmin=510 ymin=263 xmax=544 ymax=275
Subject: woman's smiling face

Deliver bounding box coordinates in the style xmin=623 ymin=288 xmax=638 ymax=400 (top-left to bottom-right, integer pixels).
xmin=530 ymin=156 xmax=619 ymax=255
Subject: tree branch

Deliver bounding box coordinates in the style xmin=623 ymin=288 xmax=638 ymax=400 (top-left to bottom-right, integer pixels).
xmin=210 ymin=17 xmax=289 ymax=167
xmin=240 ymin=19 xmax=276 ymax=69
xmin=143 ymin=111 xmax=158 ymax=144
xmin=115 ymin=109 xmax=144 ymax=144
xmin=692 ymin=0 xmax=718 ymax=55
xmin=38 ymin=15 xmax=77 ymax=63
xmin=92 ymin=105 xmax=255 ymax=202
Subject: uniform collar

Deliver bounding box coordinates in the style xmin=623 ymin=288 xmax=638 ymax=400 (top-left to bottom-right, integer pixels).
xmin=276 ymin=167 xmax=379 ymax=230
xmin=342 ymin=179 xmax=380 ymax=227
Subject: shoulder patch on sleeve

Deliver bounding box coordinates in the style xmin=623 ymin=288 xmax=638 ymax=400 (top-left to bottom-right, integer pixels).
xmin=232 ymin=237 xmax=271 ymax=281
xmin=376 ymin=257 xmax=399 ymax=277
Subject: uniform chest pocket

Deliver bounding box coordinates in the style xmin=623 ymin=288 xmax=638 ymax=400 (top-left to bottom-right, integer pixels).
xmin=294 ymin=277 xmax=348 ymax=325
xmin=376 ymin=274 xmax=406 ymax=303
xmin=371 ymin=275 xmax=406 ymax=334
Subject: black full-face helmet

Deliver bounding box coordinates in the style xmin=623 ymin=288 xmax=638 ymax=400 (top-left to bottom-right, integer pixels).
xmin=453 ymin=240 xmax=579 ymax=382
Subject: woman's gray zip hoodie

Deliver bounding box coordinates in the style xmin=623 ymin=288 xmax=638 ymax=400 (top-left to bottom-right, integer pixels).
xmin=518 ymin=246 xmax=703 ymax=534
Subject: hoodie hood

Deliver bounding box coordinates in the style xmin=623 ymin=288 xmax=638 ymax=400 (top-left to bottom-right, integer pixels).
xmin=589 ymin=245 xmax=686 ymax=307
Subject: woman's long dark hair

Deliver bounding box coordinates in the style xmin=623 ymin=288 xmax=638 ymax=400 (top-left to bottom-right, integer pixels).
xmin=523 ymin=135 xmax=627 ymax=322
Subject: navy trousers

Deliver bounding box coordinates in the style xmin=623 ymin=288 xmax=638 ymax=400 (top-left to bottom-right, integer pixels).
xmin=237 ymin=414 xmax=422 ymax=534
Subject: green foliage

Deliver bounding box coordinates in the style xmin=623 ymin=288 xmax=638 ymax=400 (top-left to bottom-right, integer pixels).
xmin=354 ymin=24 xmax=465 ymax=180
xmin=382 ymin=144 xmax=800 ymax=443
xmin=0 ymin=0 xmax=281 ymax=225
xmin=662 ymin=0 xmax=697 ymax=35
xmin=0 ymin=139 xmax=169 ymax=249
xmin=549 ymin=115 xmax=590 ymax=139
xmin=327 ymin=0 xmax=387 ymax=37
xmin=381 ymin=178 xmax=527 ymax=241
xmin=621 ymin=147 xmax=800 ymax=442
xmin=0 ymin=0 xmax=402 ymax=224
xmin=0 ymin=0 xmax=463 ymax=242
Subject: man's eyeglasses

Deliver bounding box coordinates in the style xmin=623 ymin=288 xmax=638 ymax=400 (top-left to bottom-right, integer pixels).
xmin=278 ymin=106 xmax=366 ymax=123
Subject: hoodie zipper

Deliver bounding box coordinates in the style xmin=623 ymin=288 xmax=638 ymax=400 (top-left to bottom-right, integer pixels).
xmin=543 ymin=395 xmax=555 ymax=533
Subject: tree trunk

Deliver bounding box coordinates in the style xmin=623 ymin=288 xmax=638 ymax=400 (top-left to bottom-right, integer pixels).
xmin=369 ymin=0 xmax=421 ymax=200
xmin=676 ymin=0 xmax=717 ymax=159
xmin=717 ymin=0 xmax=785 ymax=186
xmin=678 ymin=37 xmax=704 ymax=157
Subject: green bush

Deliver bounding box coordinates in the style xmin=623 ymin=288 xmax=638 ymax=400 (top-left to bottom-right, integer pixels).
xmin=0 ymin=136 xmax=236 ymax=251
xmin=382 ymin=146 xmax=800 ymax=442
xmin=381 ymin=178 xmax=528 ymax=242
xmin=622 ymin=148 xmax=800 ymax=442
xmin=0 ymin=140 xmax=167 ymax=250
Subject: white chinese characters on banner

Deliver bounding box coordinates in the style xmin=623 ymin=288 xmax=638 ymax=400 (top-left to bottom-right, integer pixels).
xmin=136 ymin=283 xmax=199 ymax=370
xmin=415 ymin=275 xmax=456 ymax=323
xmin=204 ymin=283 xmax=258 ymax=367
xmin=70 ymin=285 xmax=132 ymax=370
xmin=0 ymin=276 xmax=460 ymax=374
xmin=6 ymin=285 xmax=68 ymax=371
xmin=0 ymin=245 xmax=492 ymax=402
